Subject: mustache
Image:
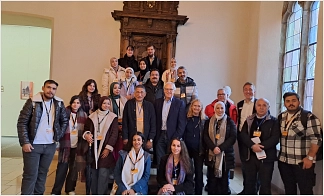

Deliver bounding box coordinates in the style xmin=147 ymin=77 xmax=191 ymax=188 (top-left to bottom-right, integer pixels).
xmin=289 ymin=105 xmax=295 ymax=107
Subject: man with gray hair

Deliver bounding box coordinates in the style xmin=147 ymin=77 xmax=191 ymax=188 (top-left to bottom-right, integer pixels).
xmin=154 ymin=82 xmax=186 ymax=166
xmin=174 ymin=66 xmax=198 ymax=112
xmin=238 ymin=98 xmax=280 ymax=194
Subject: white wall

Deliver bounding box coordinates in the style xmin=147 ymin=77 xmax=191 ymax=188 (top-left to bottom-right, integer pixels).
xmin=1 ymin=25 xmax=51 ymax=136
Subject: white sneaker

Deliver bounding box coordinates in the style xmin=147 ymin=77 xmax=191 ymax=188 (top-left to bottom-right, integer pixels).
xmin=68 ymin=191 xmax=75 ymax=195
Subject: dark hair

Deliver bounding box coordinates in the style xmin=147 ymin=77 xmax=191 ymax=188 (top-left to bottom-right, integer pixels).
xmin=146 ymin=44 xmax=155 ymax=50
xmin=139 ymin=58 xmax=146 ymax=64
xmin=69 ymin=95 xmax=81 ymax=105
xmin=124 ymin=132 xmax=145 ymax=152
xmin=44 ymin=80 xmax=58 ymax=87
xmin=99 ymin=96 xmax=111 ymax=111
xmin=243 ymin=82 xmax=255 ymax=89
xmin=150 ymin=68 xmax=160 ymax=76
xmin=168 ymin=138 xmax=192 ymax=174
xmin=283 ymin=92 xmax=300 ymax=101
xmin=177 ymin=66 xmax=186 ymax=70
xmin=79 ymin=79 xmax=99 ymax=99
xmin=135 ymin=84 xmax=146 ymax=92
xmin=126 ymin=45 xmax=134 ymax=51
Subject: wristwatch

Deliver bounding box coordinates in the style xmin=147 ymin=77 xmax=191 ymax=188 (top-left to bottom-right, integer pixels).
xmin=149 ymin=139 xmax=153 ymax=142
xmin=307 ymin=155 xmax=314 ymax=161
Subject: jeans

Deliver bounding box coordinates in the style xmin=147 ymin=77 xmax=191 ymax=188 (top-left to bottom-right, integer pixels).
xmin=91 ymin=168 xmax=111 ymax=195
xmin=244 ymin=154 xmax=274 ymax=195
xmin=188 ymin=150 xmax=204 ymax=195
xmin=51 ymin=148 xmax=77 ymax=194
xmin=21 ymin=143 xmax=56 ymax=195
xmin=278 ymin=161 xmax=315 ymax=195
xmin=156 ymin=131 xmax=169 ymax=167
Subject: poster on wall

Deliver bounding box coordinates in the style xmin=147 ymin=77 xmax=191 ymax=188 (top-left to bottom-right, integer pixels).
xmin=20 ymin=81 xmax=33 ymax=100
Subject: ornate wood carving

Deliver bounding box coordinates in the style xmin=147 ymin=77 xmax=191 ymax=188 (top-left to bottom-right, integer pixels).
xmin=112 ymin=1 xmax=188 ymax=70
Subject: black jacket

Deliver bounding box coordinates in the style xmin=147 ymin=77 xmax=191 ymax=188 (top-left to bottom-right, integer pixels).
xmin=183 ymin=117 xmax=207 ymax=155
xmin=122 ymin=98 xmax=156 ymax=141
xmin=17 ymin=95 xmax=69 ymax=146
xmin=144 ymin=56 xmax=163 ymax=75
xmin=238 ymin=114 xmax=280 ymax=162
xmin=144 ymin=80 xmax=164 ymax=105
xmin=118 ymin=54 xmax=139 ymax=72
xmin=204 ymin=116 xmax=237 ymax=170
xmin=157 ymin=154 xmax=194 ymax=195
xmin=236 ymin=98 xmax=257 ymax=131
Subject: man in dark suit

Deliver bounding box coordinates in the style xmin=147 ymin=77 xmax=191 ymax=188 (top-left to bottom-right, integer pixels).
xmin=236 ymin=82 xmax=258 ymax=195
xmin=154 ymin=82 xmax=186 ymax=166
xmin=122 ymin=85 xmax=156 ymax=150
xmin=144 ymin=44 xmax=163 ymax=75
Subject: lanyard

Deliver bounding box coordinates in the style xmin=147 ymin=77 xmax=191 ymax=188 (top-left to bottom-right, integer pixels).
xmin=126 ymin=78 xmax=133 ymax=94
xmin=284 ymin=111 xmax=299 ymax=130
xmin=71 ymin=113 xmax=77 ymax=129
xmin=88 ymin=96 xmax=93 ymax=109
xmin=42 ymin=96 xmax=53 ymax=126
xmin=128 ymin=153 xmax=144 ymax=169
xmin=97 ymin=111 xmax=109 ymax=133
xmin=136 ymin=102 xmax=143 ymax=115
xmin=173 ymin=158 xmax=179 ymax=178
xmin=256 ymin=117 xmax=266 ymax=130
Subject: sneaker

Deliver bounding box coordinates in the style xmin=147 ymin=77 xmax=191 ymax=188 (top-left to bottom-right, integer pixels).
xmin=68 ymin=191 xmax=75 ymax=195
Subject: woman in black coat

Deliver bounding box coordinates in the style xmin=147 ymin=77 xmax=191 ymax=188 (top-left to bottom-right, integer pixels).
xmin=204 ymin=101 xmax=237 ymax=195
xmin=118 ymin=45 xmax=138 ymax=72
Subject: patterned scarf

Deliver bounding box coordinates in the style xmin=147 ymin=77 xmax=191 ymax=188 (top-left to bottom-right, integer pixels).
xmin=165 ymin=154 xmax=186 ymax=195
xmin=208 ymin=112 xmax=227 ymax=178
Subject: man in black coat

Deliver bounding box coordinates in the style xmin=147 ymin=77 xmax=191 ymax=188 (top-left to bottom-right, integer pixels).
xmin=238 ymin=98 xmax=280 ymax=195
xmin=122 ymin=85 xmax=156 ymax=150
xmin=144 ymin=69 xmax=164 ymax=105
xmin=17 ymin=80 xmax=69 ymax=195
xmin=144 ymin=44 xmax=163 ymax=75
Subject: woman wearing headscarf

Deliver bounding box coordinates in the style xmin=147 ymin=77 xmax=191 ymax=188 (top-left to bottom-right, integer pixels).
xmin=83 ymin=96 xmax=118 ymax=194
xmin=157 ymin=138 xmax=194 ymax=195
xmin=51 ymin=95 xmax=88 ymax=195
xmin=120 ymin=67 xmax=139 ymax=100
xmin=204 ymin=101 xmax=236 ymax=195
xmin=113 ymin=132 xmax=151 ymax=195
xmin=135 ymin=58 xmax=150 ymax=85
xmin=108 ymin=82 xmax=128 ymax=161
xmin=162 ymin=58 xmax=177 ymax=83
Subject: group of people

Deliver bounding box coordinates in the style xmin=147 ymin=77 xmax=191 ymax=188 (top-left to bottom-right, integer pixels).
xmin=17 ymin=44 xmax=322 ymax=195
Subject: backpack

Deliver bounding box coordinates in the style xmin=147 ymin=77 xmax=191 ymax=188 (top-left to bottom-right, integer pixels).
xmin=278 ymin=109 xmax=323 ymax=161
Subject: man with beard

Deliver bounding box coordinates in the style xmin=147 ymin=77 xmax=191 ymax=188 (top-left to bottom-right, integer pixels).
xmin=174 ymin=66 xmax=198 ymax=112
xmin=144 ymin=44 xmax=163 ymax=75
xmin=17 ymin=80 xmax=69 ymax=195
xmin=278 ymin=92 xmax=322 ymax=195
xmin=144 ymin=69 xmax=164 ymax=104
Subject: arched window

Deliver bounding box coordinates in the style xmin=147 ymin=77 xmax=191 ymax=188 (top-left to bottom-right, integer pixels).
xmin=278 ymin=1 xmax=320 ymax=112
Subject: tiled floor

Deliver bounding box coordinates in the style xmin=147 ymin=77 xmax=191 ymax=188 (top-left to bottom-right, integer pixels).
xmin=1 ymin=155 xmax=245 ymax=195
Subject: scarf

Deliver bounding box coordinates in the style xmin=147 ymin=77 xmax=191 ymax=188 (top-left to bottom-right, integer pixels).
xmin=208 ymin=112 xmax=227 ymax=178
xmin=165 ymin=154 xmax=186 ymax=195
xmin=108 ymin=82 xmax=120 ymax=115
xmin=89 ymin=109 xmax=116 ymax=169
xmin=137 ymin=67 xmax=149 ymax=82
xmin=121 ymin=147 xmax=145 ymax=190
xmin=123 ymin=53 xmax=136 ymax=68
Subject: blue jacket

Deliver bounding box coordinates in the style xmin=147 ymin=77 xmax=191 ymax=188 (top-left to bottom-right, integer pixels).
xmin=114 ymin=150 xmax=151 ymax=195
xmin=154 ymin=97 xmax=186 ymax=141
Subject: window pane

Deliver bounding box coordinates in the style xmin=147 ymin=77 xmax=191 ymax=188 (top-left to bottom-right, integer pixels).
xmin=284 ymin=52 xmax=292 ymax=68
xmin=281 ymin=82 xmax=299 ymax=112
xmin=309 ymin=1 xmax=320 ymax=44
xmin=291 ymin=65 xmax=299 ymax=81
xmin=304 ymin=80 xmax=314 ymax=111
xmin=307 ymin=44 xmax=316 ymax=79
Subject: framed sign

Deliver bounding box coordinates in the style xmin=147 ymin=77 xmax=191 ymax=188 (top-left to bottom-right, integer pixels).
xmin=21 ymin=81 xmax=33 ymax=100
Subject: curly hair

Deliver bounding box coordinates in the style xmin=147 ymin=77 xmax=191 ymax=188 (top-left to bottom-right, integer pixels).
xmin=79 ymin=79 xmax=99 ymax=100
xmin=169 ymin=138 xmax=192 ymax=174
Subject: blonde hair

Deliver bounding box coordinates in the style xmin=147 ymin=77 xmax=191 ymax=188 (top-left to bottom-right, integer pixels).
xmin=187 ymin=99 xmax=206 ymax=120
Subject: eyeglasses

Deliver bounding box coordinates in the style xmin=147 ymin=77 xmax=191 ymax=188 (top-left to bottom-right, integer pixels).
xmin=164 ymin=88 xmax=174 ymax=91
xmin=217 ymin=94 xmax=226 ymax=96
